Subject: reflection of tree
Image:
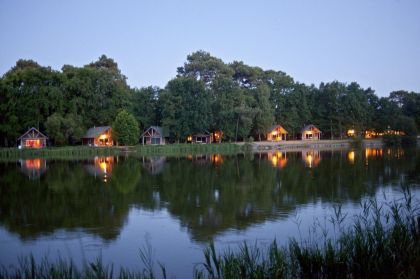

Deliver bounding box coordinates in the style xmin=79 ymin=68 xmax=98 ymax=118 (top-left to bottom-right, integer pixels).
xmin=0 ymin=149 xmax=418 ymax=243
xmin=0 ymin=158 xmax=138 ymax=241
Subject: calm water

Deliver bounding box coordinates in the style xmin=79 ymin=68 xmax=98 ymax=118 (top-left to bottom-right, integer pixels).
xmin=0 ymin=148 xmax=419 ymax=277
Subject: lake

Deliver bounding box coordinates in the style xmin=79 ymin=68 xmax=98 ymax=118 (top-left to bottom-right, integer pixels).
xmin=0 ymin=147 xmax=419 ymax=278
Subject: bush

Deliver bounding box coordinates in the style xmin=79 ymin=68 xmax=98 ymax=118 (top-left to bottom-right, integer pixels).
xmin=112 ymin=110 xmax=140 ymax=146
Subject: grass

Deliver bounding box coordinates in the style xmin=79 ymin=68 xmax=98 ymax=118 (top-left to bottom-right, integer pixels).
xmin=1 ymin=187 xmax=419 ymax=278
xmin=0 ymin=146 xmax=122 ymax=161
xmin=0 ymin=143 xmax=244 ymax=160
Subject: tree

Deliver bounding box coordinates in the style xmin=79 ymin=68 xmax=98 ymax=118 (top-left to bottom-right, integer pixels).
xmin=112 ymin=110 xmax=139 ymax=146
xmin=161 ymin=77 xmax=212 ymax=141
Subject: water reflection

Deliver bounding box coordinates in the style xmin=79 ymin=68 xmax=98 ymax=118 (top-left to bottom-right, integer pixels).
xmin=1 ymin=148 xmax=419 ymax=243
xmin=19 ymin=158 xmax=48 ymax=180
xmin=141 ymin=156 xmax=166 ymax=175
xmin=85 ymin=156 xmax=115 ymax=182
xmin=267 ymin=151 xmax=288 ymax=168
xmin=302 ymin=149 xmax=321 ymax=168
xmin=348 ymin=151 xmax=355 ymax=164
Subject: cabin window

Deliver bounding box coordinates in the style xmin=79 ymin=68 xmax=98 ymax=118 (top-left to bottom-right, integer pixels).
xmin=151 ymin=138 xmax=161 ymax=144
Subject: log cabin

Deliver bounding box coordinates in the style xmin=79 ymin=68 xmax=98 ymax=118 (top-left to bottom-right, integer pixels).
xmin=18 ymin=127 xmax=48 ymax=148
xmin=141 ymin=126 xmax=167 ymax=145
xmin=301 ymin=124 xmax=321 ymax=140
xmin=266 ymin=125 xmax=288 ymax=141
xmin=82 ymin=126 xmax=113 ymax=146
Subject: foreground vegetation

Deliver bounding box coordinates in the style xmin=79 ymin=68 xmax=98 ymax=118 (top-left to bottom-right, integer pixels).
xmin=1 ymin=188 xmax=419 ymax=279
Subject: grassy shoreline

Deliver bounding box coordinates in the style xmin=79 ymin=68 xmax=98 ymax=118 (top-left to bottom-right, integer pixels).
xmin=0 ymin=143 xmax=245 ymax=160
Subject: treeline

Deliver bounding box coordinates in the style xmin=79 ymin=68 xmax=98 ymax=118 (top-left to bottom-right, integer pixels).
xmin=0 ymin=51 xmax=419 ymax=146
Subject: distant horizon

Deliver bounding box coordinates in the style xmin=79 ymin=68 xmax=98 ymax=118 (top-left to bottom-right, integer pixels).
xmin=1 ymin=0 xmax=419 ymax=97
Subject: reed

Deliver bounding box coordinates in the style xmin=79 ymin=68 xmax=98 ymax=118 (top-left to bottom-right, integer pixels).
xmin=1 ymin=187 xmax=419 ymax=278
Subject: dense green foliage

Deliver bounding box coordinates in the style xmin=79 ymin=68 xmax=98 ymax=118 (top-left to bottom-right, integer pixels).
xmin=1 ymin=51 xmax=419 ymax=146
xmin=112 ymin=110 xmax=140 ymax=146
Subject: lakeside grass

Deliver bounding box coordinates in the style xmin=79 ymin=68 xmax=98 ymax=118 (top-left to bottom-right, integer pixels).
xmin=1 ymin=188 xmax=419 ymax=279
xmin=0 ymin=143 xmax=246 ymax=160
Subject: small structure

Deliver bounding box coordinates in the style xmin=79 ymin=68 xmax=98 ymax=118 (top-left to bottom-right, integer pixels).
xmin=301 ymin=124 xmax=321 ymax=140
xmin=82 ymin=126 xmax=113 ymax=146
xmin=211 ymin=130 xmax=223 ymax=143
xmin=347 ymin=128 xmax=356 ymax=137
xmin=266 ymin=125 xmax=288 ymax=141
xmin=190 ymin=132 xmax=212 ymax=144
xmin=141 ymin=126 xmax=167 ymax=145
xmin=18 ymin=127 xmax=48 ymax=148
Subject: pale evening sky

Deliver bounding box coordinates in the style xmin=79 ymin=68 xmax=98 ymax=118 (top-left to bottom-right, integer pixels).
xmin=1 ymin=0 xmax=419 ymax=96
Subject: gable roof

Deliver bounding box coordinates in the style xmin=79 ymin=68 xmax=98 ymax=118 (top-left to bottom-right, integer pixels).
xmin=18 ymin=127 xmax=48 ymax=140
xmin=301 ymin=124 xmax=321 ymax=133
xmin=141 ymin=126 xmax=169 ymax=138
xmin=268 ymin=125 xmax=288 ymax=134
xmin=82 ymin=126 xmax=111 ymax=138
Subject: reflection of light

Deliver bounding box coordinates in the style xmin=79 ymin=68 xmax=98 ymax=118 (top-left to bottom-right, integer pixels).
xmin=94 ymin=156 xmax=114 ymax=182
xmin=271 ymin=155 xmax=278 ymax=167
xmin=100 ymin=162 xmax=107 ymax=174
xmin=307 ymin=154 xmax=313 ymax=168
xmin=211 ymin=154 xmax=223 ymax=165
xmin=268 ymin=151 xmax=287 ymax=168
xmin=25 ymin=159 xmax=41 ymax=169
xmin=348 ymin=151 xmax=355 ymax=163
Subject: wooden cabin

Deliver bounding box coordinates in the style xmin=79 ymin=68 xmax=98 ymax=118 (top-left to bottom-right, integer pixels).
xmin=82 ymin=126 xmax=113 ymax=146
xmin=347 ymin=128 xmax=356 ymax=137
xmin=141 ymin=126 xmax=167 ymax=145
xmin=189 ymin=132 xmax=212 ymax=144
xmin=266 ymin=125 xmax=288 ymax=141
xmin=211 ymin=130 xmax=223 ymax=143
xmin=18 ymin=127 xmax=48 ymax=148
xmin=301 ymin=124 xmax=321 ymax=140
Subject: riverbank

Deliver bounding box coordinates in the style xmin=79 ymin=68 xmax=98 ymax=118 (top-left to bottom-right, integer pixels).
xmin=238 ymin=138 xmax=383 ymax=152
xmin=0 ymin=143 xmax=243 ymax=160
xmin=0 ymin=139 xmax=384 ymax=160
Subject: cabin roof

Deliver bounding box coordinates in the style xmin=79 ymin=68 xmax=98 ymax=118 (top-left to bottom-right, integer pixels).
xmin=268 ymin=125 xmax=288 ymax=134
xmin=193 ymin=131 xmax=211 ymax=137
xmin=301 ymin=124 xmax=321 ymax=133
xmin=18 ymin=127 xmax=48 ymax=140
xmin=141 ymin=126 xmax=169 ymax=138
xmin=82 ymin=126 xmax=111 ymax=138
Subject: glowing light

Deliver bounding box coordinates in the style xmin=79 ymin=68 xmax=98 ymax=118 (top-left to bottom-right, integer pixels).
xmin=348 ymin=151 xmax=355 ymax=163
xmin=187 ymin=135 xmax=192 ymax=142
xmin=25 ymin=159 xmax=41 ymax=169
xmin=272 ymin=131 xmax=277 ymax=136
xmin=99 ymin=134 xmax=108 ymax=140
xmin=347 ymin=129 xmax=355 ymax=137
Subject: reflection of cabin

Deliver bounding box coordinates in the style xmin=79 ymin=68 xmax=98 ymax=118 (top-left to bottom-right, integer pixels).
xmin=302 ymin=150 xmax=321 ymax=168
xmin=267 ymin=151 xmax=288 ymax=168
xmin=19 ymin=158 xmax=48 ymax=179
xmin=141 ymin=126 xmax=167 ymax=145
xmin=82 ymin=126 xmax=113 ymax=146
xmin=141 ymin=156 xmax=166 ymax=175
xmin=18 ymin=127 xmax=48 ymax=148
xmin=267 ymin=125 xmax=288 ymax=141
xmin=301 ymin=124 xmax=321 ymax=140
xmin=85 ymin=156 xmax=114 ymax=182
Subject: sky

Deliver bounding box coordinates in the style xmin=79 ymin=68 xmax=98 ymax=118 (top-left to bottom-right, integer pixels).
xmin=1 ymin=0 xmax=419 ymax=97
